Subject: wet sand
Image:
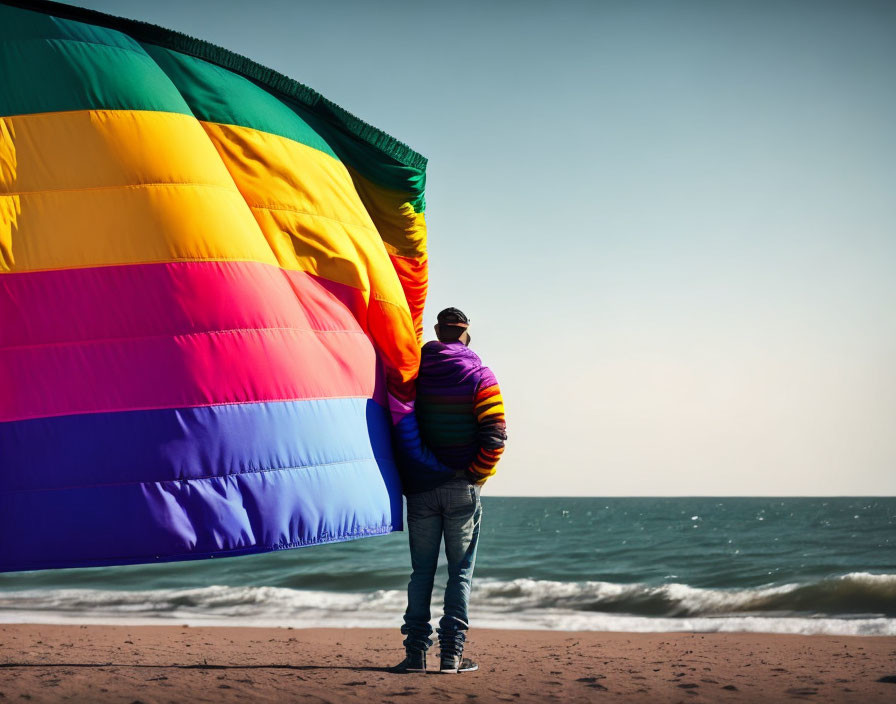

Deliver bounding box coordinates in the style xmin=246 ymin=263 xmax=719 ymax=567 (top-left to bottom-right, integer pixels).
xmin=1 ymin=624 xmax=894 ymax=702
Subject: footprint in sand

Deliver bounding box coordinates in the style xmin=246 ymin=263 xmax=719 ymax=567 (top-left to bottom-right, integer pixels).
xmin=576 ymin=677 xmax=608 ymax=690
xmin=785 ymin=687 xmax=818 ymax=697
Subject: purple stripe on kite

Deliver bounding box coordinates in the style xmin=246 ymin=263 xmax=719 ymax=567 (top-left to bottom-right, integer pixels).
xmin=1 ymin=398 xmax=392 ymax=493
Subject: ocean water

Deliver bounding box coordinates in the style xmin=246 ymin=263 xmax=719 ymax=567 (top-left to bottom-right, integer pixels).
xmin=1 ymin=497 xmax=894 ymax=635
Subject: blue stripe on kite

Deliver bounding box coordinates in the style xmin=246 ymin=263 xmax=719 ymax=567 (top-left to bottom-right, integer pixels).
xmin=0 ymin=398 xmax=402 ymax=572
xmin=0 ymin=458 xmax=401 ymax=572
xmin=1 ymin=398 xmax=392 ymax=492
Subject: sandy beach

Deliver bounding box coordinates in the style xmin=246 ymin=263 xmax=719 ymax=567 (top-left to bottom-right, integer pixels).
xmin=0 ymin=624 xmax=893 ymax=703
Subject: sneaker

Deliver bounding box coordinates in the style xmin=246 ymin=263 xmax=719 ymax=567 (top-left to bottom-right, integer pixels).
xmin=439 ymin=653 xmax=479 ymax=674
xmin=392 ymin=649 xmax=427 ymax=673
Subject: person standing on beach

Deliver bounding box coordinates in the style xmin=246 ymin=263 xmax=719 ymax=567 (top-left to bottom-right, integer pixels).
xmin=393 ymin=307 xmax=507 ymax=674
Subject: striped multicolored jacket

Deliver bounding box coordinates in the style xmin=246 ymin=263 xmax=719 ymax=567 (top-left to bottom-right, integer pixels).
xmin=399 ymin=341 xmax=505 ymax=493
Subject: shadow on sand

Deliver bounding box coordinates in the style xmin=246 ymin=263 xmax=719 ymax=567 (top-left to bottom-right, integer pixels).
xmin=0 ymin=662 xmax=403 ymax=673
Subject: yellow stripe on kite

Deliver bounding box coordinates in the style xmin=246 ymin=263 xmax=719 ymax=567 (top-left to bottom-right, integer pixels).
xmin=348 ymin=167 xmax=428 ymax=258
xmin=201 ymin=121 xmax=407 ymax=306
xmin=0 ymin=109 xmax=409 ymax=311
xmin=0 ymin=110 xmax=235 ymax=194
xmin=0 ymin=184 xmax=272 ymax=273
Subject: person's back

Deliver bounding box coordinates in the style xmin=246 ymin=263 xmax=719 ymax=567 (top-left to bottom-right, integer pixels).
xmin=416 ymin=341 xmax=505 ymax=479
xmin=395 ymin=308 xmax=507 ymax=674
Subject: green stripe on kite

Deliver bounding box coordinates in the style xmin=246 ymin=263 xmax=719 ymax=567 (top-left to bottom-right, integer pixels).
xmin=1 ymin=0 xmax=426 ymax=209
xmin=0 ymin=37 xmax=192 ymax=118
xmin=0 ymin=2 xmax=137 ymax=49
xmin=141 ymin=45 xmax=339 ymax=161
xmin=143 ymin=46 xmax=426 ymax=209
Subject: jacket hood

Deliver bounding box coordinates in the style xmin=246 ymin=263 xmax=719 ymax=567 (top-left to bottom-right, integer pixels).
xmin=421 ymin=340 xmax=482 ymax=370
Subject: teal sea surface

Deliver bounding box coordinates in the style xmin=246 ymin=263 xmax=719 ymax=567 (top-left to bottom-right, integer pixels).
xmin=1 ymin=498 xmax=894 ymax=634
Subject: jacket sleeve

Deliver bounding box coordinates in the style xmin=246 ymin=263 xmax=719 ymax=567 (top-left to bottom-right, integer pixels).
xmin=467 ymin=367 xmax=507 ymax=484
xmin=392 ymin=405 xmax=453 ymax=476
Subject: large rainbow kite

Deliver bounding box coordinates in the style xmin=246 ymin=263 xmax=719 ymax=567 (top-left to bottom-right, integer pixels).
xmin=0 ymin=0 xmax=431 ymax=571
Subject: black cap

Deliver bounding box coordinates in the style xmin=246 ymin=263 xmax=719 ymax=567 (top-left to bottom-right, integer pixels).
xmin=437 ymin=307 xmax=469 ymax=328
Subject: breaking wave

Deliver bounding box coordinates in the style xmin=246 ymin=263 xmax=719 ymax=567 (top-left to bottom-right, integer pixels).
xmin=1 ymin=572 xmax=894 ymax=635
xmin=474 ymin=572 xmax=896 ymax=617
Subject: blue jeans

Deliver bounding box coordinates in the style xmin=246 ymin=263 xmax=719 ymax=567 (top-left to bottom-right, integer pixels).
xmin=401 ymin=478 xmax=482 ymax=654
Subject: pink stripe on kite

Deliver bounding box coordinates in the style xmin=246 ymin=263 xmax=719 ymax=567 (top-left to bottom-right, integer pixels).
xmin=0 ymin=262 xmax=384 ymax=422
xmin=1 ymin=326 xmax=379 ymax=422
xmin=0 ymin=261 xmax=364 ymax=348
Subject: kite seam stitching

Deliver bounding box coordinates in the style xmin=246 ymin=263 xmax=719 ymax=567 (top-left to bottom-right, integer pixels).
xmin=1 ymin=262 xmax=411 ymax=311
xmin=0 ymin=524 xmax=398 ymax=570
xmin=248 ymin=203 xmax=378 ymax=234
xmin=199 ymin=119 xmax=341 ymax=164
xmin=0 ymin=455 xmax=397 ymax=495
xmin=0 ymin=181 xmax=238 ymax=197
xmin=1 ymin=325 xmax=368 ymax=352
xmin=1 ymin=394 xmax=381 ymax=424
xmin=1 ymin=258 xmax=282 ymax=275
xmin=0 ymin=107 xmax=192 ymax=121
xmin=5 ymin=35 xmax=159 ymax=59
xmin=372 ymin=295 xmax=412 ymax=310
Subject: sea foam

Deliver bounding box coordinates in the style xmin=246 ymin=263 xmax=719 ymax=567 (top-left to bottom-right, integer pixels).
xmin=1 ymin=573 xmax=894 ymax=635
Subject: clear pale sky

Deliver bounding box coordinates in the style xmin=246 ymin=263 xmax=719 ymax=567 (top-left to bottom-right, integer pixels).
xmin=72 ymin=0 xmax=896 ymax=496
